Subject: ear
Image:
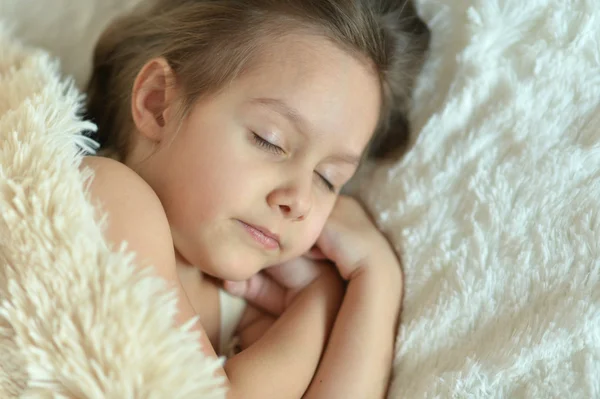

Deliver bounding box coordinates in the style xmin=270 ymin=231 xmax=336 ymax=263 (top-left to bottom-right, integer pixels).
xmin=131 ymin=57 xmax=179 ymax=144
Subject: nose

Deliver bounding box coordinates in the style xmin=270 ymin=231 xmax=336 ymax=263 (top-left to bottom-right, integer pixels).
xmin=268 ymin=179 xmax=312 ymax=221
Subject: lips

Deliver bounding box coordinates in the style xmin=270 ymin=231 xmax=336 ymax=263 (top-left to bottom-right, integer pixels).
xmin=237 ymin=220 xmax=281 ymax=250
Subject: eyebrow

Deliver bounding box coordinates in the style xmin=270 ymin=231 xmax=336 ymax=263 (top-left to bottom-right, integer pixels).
xmin=250 ymin=97 xmax=362 ymax=166
xmin=251 ymin=97 xmax=311 ymax=134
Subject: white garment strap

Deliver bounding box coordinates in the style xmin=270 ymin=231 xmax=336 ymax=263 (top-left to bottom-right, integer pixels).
xmin=218 ymin=289 xmax=247 ymax=357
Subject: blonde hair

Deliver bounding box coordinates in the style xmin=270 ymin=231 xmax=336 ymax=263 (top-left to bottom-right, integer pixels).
xmin=86 ymin=0 xmax=428 ymax=160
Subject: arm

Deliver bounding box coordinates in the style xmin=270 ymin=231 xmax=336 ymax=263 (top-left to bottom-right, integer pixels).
xmin=83 ymin=156 xmax=342 ymax=398
xmin=299 ymin=196 xmax=404 ymax=398
xmin=225 ymin=246 xmax=401 ymax=399
xmin=304 ymin=250 xmax=402 ymax=398
xmin=233 ymin=257 xmax=344 ymax=350
xmin=226 ymin=264 xmax=342 ymax=398
xmin=234 ymin=305 xmax=276 ymax=351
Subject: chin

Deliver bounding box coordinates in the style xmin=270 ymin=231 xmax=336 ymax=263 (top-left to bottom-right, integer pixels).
xmin=202 ymin=246 xmax=266 ymax=282
xmin=217 ymin=264 xmax=259 ymax=282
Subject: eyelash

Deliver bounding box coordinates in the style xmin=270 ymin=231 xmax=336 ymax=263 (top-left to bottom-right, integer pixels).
xmin=317 ymin=173 xmax=336 ymax=193
xmin=252 ymin=132 xmax=284 ymax=155
xmin=252 ymin=132 xmax=336 ymax=193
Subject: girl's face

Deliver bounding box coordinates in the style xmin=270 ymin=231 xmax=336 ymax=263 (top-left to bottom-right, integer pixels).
xmin=129 ymin=35 xmax=381 ymax=281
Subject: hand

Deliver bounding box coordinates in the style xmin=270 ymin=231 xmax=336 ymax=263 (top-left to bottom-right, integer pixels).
xmin=314 ymin=195 xmax=400 ymax=281
xmin=224 ymin=195 xmax=400 ymax=312
xmin=223 ymin=257 xmax=336 ymax=317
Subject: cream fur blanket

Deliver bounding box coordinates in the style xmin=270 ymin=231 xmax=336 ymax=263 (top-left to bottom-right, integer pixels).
xmin=1 ymin=0 xmax=600 ymax=397
xmin=0 ymin=28 xmax=225 ymax=398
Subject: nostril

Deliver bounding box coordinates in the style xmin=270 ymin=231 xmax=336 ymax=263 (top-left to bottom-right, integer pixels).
xmin=279 ymin=204 xmax=291 ymax=214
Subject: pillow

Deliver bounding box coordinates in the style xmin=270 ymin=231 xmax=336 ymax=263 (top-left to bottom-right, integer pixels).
xmin=0 ymin=0 xmax=143 ymax=87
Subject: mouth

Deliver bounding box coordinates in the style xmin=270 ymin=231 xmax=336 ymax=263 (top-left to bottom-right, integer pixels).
xmin=237 ymin=220 xmax=281 ymax=250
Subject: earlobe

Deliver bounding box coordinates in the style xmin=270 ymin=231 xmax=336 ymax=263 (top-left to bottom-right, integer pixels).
xmin=131 ymin=57 xmax=178 ymax=144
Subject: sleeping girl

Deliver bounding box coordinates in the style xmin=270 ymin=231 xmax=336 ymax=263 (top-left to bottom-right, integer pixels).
xmin=82 ymin=0 xmax=427 ymax=397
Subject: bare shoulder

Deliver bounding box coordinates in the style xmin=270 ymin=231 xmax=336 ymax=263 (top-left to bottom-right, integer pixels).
xmin=81 ymin=156 xmax=176 ymax=279
xmin=82 ymin=156 xmax=160 ymax=207
xmin=81 ymin=157 xmax=223 ymax=365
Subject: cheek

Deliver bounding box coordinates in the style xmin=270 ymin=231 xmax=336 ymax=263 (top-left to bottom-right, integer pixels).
xmin=290 ymin=210 xmax=330 ymax=256
xmin=168 ymin=136 xmax=244 ymax=213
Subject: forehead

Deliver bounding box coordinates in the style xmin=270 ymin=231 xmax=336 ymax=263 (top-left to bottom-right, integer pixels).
xmin=232 ymin=34 xmax=382 ymax=152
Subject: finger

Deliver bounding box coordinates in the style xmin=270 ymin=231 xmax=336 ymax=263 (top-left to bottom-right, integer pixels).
xmin=315 ymin=228 xmax=356 ymax=281
xmin=265 ymin=257 xmax=324 ymax=290
xmin=223 ymin=274 xmax=286 ymax=316
xmin=305 ymin=245 xmax=328 ymax=261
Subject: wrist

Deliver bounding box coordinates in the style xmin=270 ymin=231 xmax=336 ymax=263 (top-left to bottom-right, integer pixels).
xmin=353 ymin=249 xmax=403 ymax=300
xmin=286 ymin=261 xmax=343 ymax=307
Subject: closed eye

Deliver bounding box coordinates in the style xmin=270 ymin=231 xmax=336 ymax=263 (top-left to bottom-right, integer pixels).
xmin=316 ymin=172 xmax=335 ymax=193
xmin=252 ymin=132 xmax=335 ymax=192
xmin=252 ymin=132 xmax=285 ymax=155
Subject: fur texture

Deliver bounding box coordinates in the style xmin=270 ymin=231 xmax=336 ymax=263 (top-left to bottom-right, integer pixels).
xmin=354 ymin=0 xmax=600 ymax=397
xmin=0 ymin=27 xmax=225 ymax=398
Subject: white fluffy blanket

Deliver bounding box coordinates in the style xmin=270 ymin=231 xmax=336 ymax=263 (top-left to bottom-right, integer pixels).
xmin=354 ymin=0 xmax=600 ymax=397
xmin=1 ymin=0 xmax=600 ymax=397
